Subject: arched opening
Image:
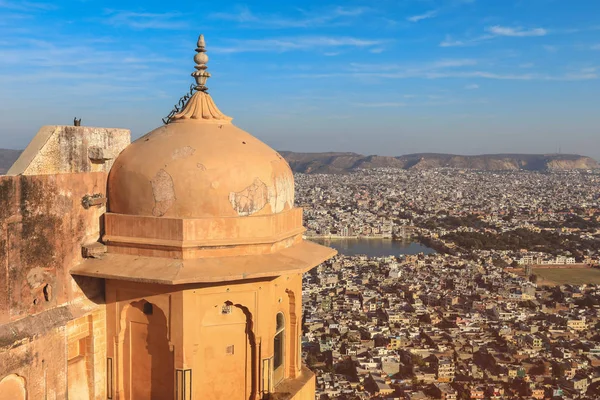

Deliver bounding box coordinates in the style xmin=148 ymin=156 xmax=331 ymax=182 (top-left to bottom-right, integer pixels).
xmin=197 ymin=300 xmax=257 ymax=400
xmin=122 ymin=299 xmax=174 ymax=399
xmin=286 ymin=289 xmax=299 ymax=378
xmin=273 ymin=312 xmax=285 ymax=385
xmin=0 ymin=374 xmax=26 ymax=400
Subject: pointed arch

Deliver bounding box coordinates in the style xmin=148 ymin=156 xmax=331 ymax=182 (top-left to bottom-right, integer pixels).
xmin=116 ymin=299 xmax=174 ymax=399
xmin=286 ymin=289 xmax=300 ymax=378
xmin=224 ymin=300 xmax=258 ymax=400
xmin=0 ymin=374 xmax=26 ymax=400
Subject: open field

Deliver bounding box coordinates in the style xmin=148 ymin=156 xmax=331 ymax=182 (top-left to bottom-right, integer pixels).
xmin=533 ymin=268 xmax=600 ymax=286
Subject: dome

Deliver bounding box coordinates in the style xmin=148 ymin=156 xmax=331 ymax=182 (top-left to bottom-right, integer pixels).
xmin=107 ymin=36 xmax=294 ymax=219
xmin=108 ymin=97 xmax=293 ymax=218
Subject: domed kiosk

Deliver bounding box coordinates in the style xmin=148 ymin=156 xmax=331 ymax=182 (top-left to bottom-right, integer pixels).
xmin=108 ymin=94 xmax=294 ymax=220
xmin=73 ymin=35 xmax=336 ymax=400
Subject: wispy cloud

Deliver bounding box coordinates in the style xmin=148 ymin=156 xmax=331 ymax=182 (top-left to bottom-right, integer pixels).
xmin=465 ymin=84 xmax=479 ymax=89
xmin=349 ymin=59 xmax=478 ymax=73
xmin=440 ymin=34 xmax=494 ymax=47
xmin=407 ymin=9 xmax=438 ymax=23
xmin=441 ymin=25 xmax=547 ymax=47
xmin=210 ymin=5 xmax=368 ymax=29
xmin=591 ymin=44 xmax=600 ymax=50
xmin=353 ymin=96 xmax=479 ymax=108
xmin=102 ymin=10 xmax=188 ymax=30
xmin=486 ymin=25 xmax=547 ymax=37
xmin=305 ymin=60 xmax=597 ymax=82
xmin=0 ymin=34 xmax=186 ymax=103
xmin=543 ymin=45 xmax=558 ymax=53
xmin=353 ymin=102 xmax=407 ymax=108
xmin=0 ymin=38 xmax=174 ymax=67
xmin=212 ymin=36 xmax=386 ymax=54
xmin=0 ymin=0 xmax=56 ymax=12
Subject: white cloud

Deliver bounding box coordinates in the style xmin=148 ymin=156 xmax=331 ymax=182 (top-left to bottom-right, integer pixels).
xmin=441 ymin=25 xmax=547 ymax=47
xmin=0 ymin=34 xmax=186 ymax=105
xmin=347 ymin=59 xmax=478 ymax=76
xmin=486 ymin=25 xmax=547 ymax=37
xmin=306 ymin=67 xmax=597 ymax=82
xmin=103 ymin=10 xmax=188 ymax=30
xmin=440 ymin=34 xmax=494 ymax=47
xmin=212 ymin=36 xmax=385 ymax=54
xmin=440 ymin=36 xmax=465 ymax=47
xmin=353 ymin=102 xmax=407 ymax=107
xmin=543 ymin=45 xmax=558 ymax=53
xmin=0 ymin=0 xmax=56 ymax=12
xmin=591 ymin=44 xmax=600 ymax=50
xmin=465 ymin=84 xmax=479 ymax=90
xmin=407 ymin=10 xmax=438 ymax=23
xmin=210 ymin=5 xmax=368 ymax=28
xmin=432 ymin=59 xmax=478 ymax=68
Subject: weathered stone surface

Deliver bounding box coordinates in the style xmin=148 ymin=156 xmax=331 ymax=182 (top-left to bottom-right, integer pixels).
xmin=108 ymin=121 xmax=294 ymax=219
xmin=0 ymin=172 xmax=107 ymax=399
xmin=229 ymin=177 xmax=269 ymax=216
xmin=88 ymin=146 xmax=115 ymax=162
xmin=7 ymin=125 xmax=130 ymax=176
xmin=150 ymin=169 xmax=176 ymax=217
xmin=0 ymin=305 xmax=73 ymax=350
xmin=82 ymin=242 xmax=107 ymax=259
xmin=0 ymin=173 xmax=107 ymax=324
xmin=0 ymin=324 xmax=68 ymax=399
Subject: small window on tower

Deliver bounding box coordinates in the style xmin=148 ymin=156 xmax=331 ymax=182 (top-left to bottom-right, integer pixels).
xmin=274 ymin=312 xmax=285 ymax=380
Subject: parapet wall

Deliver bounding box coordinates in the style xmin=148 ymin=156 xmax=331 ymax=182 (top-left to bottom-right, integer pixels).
xmin=0 ymin=121 xmax=129 ymax=398
xmin=0 ymin=172 xmax=107 ymax=324
xmin=0 ymin=172 xmax=109 ymax=398
xmin=7 ymin=125 xmax=130 ymax=176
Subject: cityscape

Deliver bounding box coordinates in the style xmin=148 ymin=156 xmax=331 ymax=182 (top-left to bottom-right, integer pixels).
xmin=298 ymin=168 xmax=600 ymax=399
xmin=1 ymin=0 xmax=600 ymax=399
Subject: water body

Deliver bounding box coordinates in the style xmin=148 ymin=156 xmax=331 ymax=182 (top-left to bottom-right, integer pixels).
xmin=309 ymin=238 xmax=435 ymax=257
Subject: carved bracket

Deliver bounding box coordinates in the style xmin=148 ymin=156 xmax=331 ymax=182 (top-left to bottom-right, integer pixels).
xmin=82 ymin=194 xmax=107 ymax=209
xmin=88 ymin=146 xmax=115 ymax=163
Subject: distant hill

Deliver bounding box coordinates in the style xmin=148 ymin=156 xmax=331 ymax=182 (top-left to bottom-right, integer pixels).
xmin=1 ymin=148 xmax=597 ymax=175
xmin=279 ymin=151 xmax=599 ymax=174
xmin=0 ymin=149 xmax=22 ymax=174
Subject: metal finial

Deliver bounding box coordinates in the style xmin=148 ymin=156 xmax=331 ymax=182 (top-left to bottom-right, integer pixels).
xmin=192 ymin=34 xmax=210 ymax=92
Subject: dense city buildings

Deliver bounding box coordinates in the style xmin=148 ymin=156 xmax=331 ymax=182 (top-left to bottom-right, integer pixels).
xmin=1 ymin=29 xmax=600 ymax=400
xmin=298 ymin=168 xmax=600 ymax=399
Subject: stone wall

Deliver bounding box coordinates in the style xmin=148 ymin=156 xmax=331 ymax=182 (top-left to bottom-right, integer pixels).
xmin=7 ymin=125 xmax=130 ymax=176
xmin=0 ymin=172 xmax=108 ymax=399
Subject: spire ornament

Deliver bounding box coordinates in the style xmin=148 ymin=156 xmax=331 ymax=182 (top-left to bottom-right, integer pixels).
xmin=162 ymin=34 xmax=232 ymax=125
xmin=192 ymin=34 xmax=210 ymax=92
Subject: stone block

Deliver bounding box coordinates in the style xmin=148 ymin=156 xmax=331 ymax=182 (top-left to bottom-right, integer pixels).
xmin=88 ymin=147 xmax=115 ymax=162
xmin=82 ymin=242 xmax=107 ymax=259
xmin=7 ymin=125 xmax=130 ymax=176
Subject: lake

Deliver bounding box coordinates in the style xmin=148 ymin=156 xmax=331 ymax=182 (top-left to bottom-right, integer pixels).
xmin=309 ymin=238 xmax=435 ymax=257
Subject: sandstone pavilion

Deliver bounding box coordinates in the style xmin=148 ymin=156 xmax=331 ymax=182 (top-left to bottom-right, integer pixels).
xmin=0 ymin=34 xmax=335 ymax=400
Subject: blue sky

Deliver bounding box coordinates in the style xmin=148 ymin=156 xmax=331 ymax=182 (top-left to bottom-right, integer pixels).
xmin=1 ymin=0 xmax=599 ymax=159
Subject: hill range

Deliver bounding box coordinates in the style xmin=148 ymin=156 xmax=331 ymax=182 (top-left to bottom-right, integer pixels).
xmin=0 ymin=148 xmax=597 ymax=175
xmin=279 ymin=152 xmax=599 ymax=174
xmin=0 ymin=149 xmax=22 ymax=174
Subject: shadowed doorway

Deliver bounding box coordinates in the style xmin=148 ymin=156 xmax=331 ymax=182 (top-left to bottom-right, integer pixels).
xmin=123 ymin=300 xmax=174 ymax=399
